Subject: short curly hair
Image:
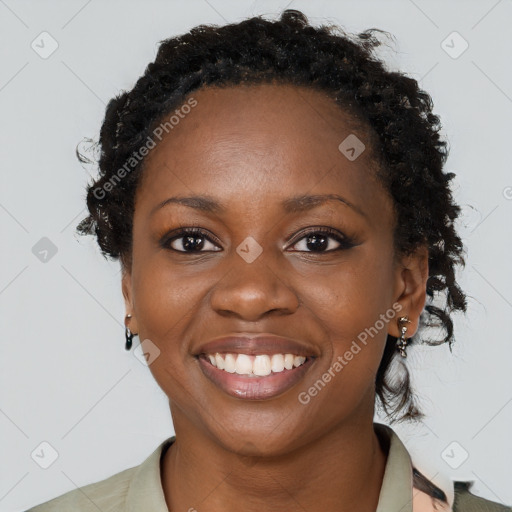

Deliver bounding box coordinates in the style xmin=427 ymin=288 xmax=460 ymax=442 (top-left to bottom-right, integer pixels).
xmin=77 ymin=9 xmax=467 ymax=431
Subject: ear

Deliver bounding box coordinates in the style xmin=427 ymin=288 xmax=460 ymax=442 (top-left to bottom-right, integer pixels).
xmin=122 ymin=267 xmax=139 ymax=334
xmin=388 ymin=244 xmax=429 ymax=338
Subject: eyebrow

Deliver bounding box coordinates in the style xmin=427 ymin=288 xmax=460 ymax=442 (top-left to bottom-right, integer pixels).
xmin=150 ymin=193 xmax=368 ymax=219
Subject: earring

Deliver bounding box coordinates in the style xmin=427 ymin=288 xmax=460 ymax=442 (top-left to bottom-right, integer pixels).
xmin=125 ymin=314 xmax=135 ymax=351
xmin=396 ymin=316 xmax=411 ymax=357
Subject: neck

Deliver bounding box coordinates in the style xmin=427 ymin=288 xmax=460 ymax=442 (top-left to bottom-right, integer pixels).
xmin=161 ymin=414 xmax=388 ymax=512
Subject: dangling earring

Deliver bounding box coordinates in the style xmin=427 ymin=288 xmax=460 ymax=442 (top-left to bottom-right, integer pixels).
xmin=125 ymin=314 xmax=135 ymax=351
xmin=396 ymin=316 xmax=411 ymax=357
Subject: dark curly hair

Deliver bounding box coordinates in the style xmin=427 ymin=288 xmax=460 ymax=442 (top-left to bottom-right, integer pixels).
xmin=77 ymin=9 xmax=467 ymax=439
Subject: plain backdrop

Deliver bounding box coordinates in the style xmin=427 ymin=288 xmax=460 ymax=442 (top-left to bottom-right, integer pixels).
xmin=1 ymin=1 xmax=511 ymax=510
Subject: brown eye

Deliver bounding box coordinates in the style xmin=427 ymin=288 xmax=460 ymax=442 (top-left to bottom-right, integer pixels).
xmin=288 ymin=228 xmax=356 ymax=253
xmin=161 ymin=228 xmax=222 ymax=253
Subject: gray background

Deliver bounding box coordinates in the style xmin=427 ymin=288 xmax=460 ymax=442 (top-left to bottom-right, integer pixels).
xmin=1 ymin=0 xmax=511 ymax=510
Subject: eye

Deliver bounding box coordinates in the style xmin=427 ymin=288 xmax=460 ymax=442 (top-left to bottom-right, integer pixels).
xmin=161 ymin=227 xmax=221 ymax=253
xmin=160 ymin=226 xmax=356 ymax=254
xmin=288 ymin=227 xmax=356 ymax=253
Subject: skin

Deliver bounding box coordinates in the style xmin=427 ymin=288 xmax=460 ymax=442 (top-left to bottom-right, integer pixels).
xmin=121 ymin=83 xmax=429 ymax=512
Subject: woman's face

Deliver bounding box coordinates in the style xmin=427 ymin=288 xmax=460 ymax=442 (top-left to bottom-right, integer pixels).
xmin=122 ymin=84 xmax=428 ymax=454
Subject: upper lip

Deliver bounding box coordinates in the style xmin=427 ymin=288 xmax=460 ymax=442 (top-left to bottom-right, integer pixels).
xmin=195 ymin=333 xmax=318 ymax=357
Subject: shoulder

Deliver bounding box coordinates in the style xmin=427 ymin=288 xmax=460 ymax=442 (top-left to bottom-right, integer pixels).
xmin=25 ymin=436 xmax=174 ymax=512
xmin=453 ymin=481 xmax=512 ymax=512
xmin=25 ymin=465 xmax=138 ymax=512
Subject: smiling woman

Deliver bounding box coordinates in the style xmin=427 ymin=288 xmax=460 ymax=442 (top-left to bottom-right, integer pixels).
xmin=27 ymin=8 xmax=509 ymax=512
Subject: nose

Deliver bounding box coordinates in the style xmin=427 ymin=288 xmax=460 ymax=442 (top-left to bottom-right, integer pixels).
xmin=209 ymin=249 xmax=299 ymax=321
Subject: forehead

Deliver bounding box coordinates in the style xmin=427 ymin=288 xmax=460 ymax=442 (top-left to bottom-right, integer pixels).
xmin=136 ymin=84 xmax=391 ymax=222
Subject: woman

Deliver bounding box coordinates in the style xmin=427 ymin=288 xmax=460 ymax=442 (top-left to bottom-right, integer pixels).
xmin=27 ymin=9 xmax=510 ymax=512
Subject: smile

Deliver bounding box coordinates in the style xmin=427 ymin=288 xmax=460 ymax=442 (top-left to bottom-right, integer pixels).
xmin=206 ymin=352 xmax=307 ymax=376
xmin=197 ymin=352 xmax=315 ymax=400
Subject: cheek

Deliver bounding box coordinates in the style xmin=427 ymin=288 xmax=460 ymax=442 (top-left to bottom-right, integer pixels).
xmin=130 ymin=231 xmax=197 ymax=337
xmin=132 ymin=268 xmax=198 ymax=346
xmin=303 ymin=248 xmax=395 ymax=377
xmin=130 ymin=258 xmax=205 ymax=403
xmin=306 ymin=246 xmax=394 ymax=321
xmin=130 ymin=246 xmax=220 ymax=375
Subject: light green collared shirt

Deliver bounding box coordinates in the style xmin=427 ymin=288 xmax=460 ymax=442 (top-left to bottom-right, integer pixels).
xmin=26 ymin=423 xmax=507 ymax=512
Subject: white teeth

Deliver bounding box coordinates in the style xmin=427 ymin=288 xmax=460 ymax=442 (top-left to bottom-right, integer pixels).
xmin=294 ymin=356 xmax=306 ymax=367
xmin=223 ymin=353 xmax=236 ymax=373
xmin=215 ymin=353 xmax=225 ymax=370
xmin=206 ymin=352 xmax=308 ymax=376
xmin=271 ymin=353 xmax=285 ymax=373
xmin=235 ymin=354 xmax=253 ymax=375
xmin=284 ymin=354 xmax=294 ymax=370
xmin=253 ymin=355 xmax=272 ymax=376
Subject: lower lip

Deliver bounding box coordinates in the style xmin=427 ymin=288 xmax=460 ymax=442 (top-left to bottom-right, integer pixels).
xmin=197 ymin=355 xmax=315 ymax=400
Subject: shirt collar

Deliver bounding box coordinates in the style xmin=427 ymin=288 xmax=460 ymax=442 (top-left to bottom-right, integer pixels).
xmin=375 ymin=422 xmax=414 ymax=512
xmin=124 ymin=423 xmax=452 ymax=512
xmin=125 ymin=438 xmax=171 ymax=511
xmin=374 ymin=423 xmax=454 ymax=512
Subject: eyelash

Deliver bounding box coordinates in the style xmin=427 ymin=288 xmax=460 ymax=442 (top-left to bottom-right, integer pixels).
xmin=160 ymin=226 xmax=356 ymax=254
